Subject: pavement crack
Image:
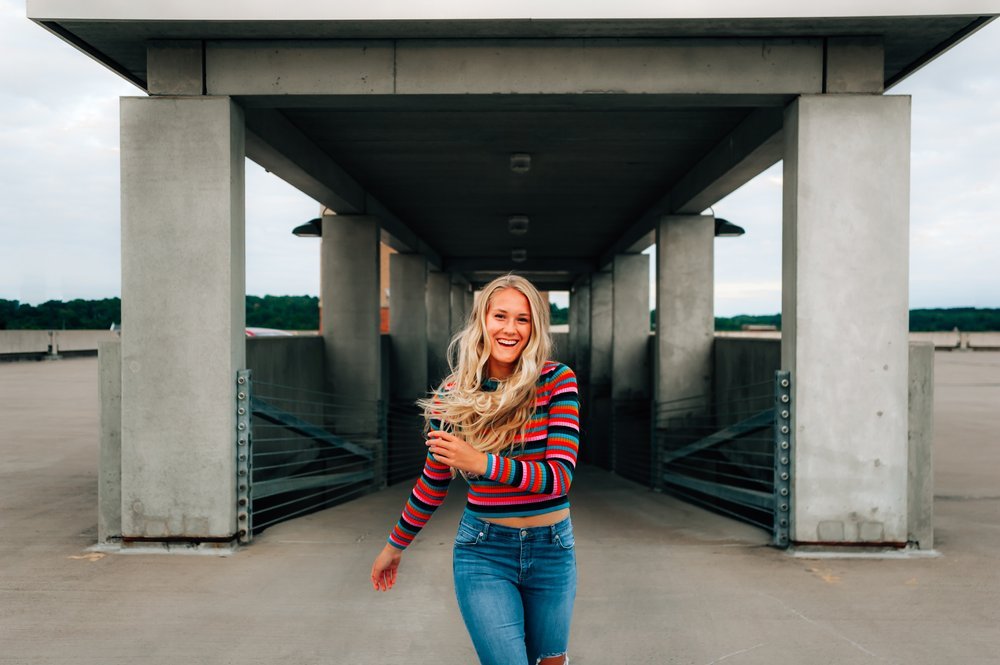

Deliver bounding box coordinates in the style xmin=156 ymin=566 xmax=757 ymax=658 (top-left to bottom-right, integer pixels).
xmin=704 ymin=643 xmax=765 ymax=664
xmin=758 ymin=592 xmax=884 ymax=660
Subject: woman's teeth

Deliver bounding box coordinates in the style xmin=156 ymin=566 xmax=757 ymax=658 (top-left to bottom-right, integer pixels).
xmin=497 ymin=339 xmax=518 ymax=347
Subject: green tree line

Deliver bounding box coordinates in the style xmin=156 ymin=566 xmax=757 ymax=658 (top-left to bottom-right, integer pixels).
xmin=2 ymin=298 xmax=998 ymax=331
xmin=709 ymin=308 xmax=1000 ymax=332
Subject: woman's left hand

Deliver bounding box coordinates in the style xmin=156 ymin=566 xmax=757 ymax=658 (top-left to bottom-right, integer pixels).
xmin=426 ymin=430 xmax=488 ymax=476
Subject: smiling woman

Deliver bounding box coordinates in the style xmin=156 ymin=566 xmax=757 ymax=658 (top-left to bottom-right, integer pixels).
xmin=370 ymin=274 xmax=580 ymax=665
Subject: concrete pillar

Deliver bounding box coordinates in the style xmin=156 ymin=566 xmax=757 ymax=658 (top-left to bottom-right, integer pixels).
xmin=320 ymin=215 xmax=383 ymax=485
xmin=612 ymin=254 xmax=651 ymax=400
xmin=611 ymin=254 xmax=651 ymax=479
xmin=782 ymin=94 xmax=911 ymax=545
xmin=426 ymin=271 xmax=451 ymax=387
xmin=654 ymin=215 xmax=715 ymax=412
xmin=119 ymin=96 xmax=245 ymax=542
xmin=908 ymin=342 xmax=934 ymax=549
xmin=571 ymin=280 xmax=591 ymax=383
xmin=390 ymin=254 xmax=429 ymax=400
xmin=587 ymin=271 xmax=613 ymax=468
xmin=450 ymin=279 xmax=470 ymax=336
xmin=654 ymin=215 xmax=714 ymax=492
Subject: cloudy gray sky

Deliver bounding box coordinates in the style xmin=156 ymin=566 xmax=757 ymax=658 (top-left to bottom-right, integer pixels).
xmin=1 ymin=2 xmax=997 ymax=316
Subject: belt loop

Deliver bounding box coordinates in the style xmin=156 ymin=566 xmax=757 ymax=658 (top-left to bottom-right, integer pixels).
xmin=550 ymin=523 xmax=557 ymax=543
xmin=481 ymin=521 xmax=490 ymax=540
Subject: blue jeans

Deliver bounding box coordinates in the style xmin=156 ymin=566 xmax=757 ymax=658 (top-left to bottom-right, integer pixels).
xmin=452 ymin=510 xmax=577 ymax=665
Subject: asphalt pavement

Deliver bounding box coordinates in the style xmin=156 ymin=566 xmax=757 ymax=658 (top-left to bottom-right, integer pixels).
xmin=1 ymin=353 xmax=997 ymax=664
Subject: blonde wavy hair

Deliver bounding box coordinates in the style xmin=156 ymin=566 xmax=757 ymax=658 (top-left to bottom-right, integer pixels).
xmin=418 ymin=274 xmax=552 ymax=462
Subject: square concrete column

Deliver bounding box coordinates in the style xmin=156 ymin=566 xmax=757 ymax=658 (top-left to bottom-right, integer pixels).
xmin=390 ymin=254 xmax=429 ymax=400
xmin=426 ymin=271 xmax=451 ymax=387
xmin=120 ymin=96 xmax=245 ymax=542
xmin=782 ymin=94 xmax=911 ymax=545
xmin=654 ymin=215 xmax=714 ymax=491
xmin=569 ymin=280 xmax=591 ymax=377
xmin=612 ymin=254 xmax=651 ymax=479
xmin=450 ymin=279 xmax=470 ymax=336
xmin=321 ymin=215 xmax=383 ymax=485
xmin=587 ymin=271 xmax=613 ymax=468
xmin=612 ymin=254 xmax=651 ymax=400
xmin=654 ymin=215 xmax=715 ymax=410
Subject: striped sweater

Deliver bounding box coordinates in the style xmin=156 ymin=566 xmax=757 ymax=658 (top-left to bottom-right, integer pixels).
xmin=387 ymin=361 xmax=580 ymax=550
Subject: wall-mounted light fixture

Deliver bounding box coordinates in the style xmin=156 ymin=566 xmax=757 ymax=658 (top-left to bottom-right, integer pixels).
xmin=714 ymin=218 xmax=745 ymax=238
xmin=508 ymin=215 xmax=529 ymax=235
xmin=292 ymin=218 xmax=322 ymax=237
xmin=510 ymin=153 xmax=532 ymax=174
xmin=511 ymin=249 xmax=528 ymax=263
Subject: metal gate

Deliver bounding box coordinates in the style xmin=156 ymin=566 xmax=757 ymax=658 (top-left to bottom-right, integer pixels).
xmin=235 ymin=370 xmax=382 ymax=543
xmin=652 ymin=371 xmax=793 ymax=547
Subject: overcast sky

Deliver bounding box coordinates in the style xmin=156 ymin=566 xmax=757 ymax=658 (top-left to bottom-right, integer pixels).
xmin=1 ymin=2 xmax=997 ymax=316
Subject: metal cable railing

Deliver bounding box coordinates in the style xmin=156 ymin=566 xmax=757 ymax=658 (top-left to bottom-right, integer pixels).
xmin=644 ymin=371 xmax=793 ymax=547
xmin=248 ymin=379 xmax=382 ymax=535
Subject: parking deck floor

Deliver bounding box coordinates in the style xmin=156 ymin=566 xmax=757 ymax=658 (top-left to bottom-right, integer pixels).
xmin=1 ymin=354 xmax=998 ymax=664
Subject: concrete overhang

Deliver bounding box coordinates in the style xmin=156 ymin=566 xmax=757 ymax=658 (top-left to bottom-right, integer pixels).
xmin=28 ymin=1 xmax=999 ymax=288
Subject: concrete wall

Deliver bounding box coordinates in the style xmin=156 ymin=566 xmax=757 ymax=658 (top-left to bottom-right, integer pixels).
xmin=98 ymin=341 xmax=122 ymax=544
xmin=4 ymin=330 xmax=996 ymax=360
xmin=246 ymin=335 xmax=325 ymax=393
xmin=550 ymin=331 xmax=570 ymax=365
xmin=908 ymin=342 xmax=934 ymax=549
xmin=713 ymin=337 xmax=782 ymax=427
xmin=0 ymin=330 xmax=118 ymax=356
xmin=717 ymin=330 xmax=1000 ymax=350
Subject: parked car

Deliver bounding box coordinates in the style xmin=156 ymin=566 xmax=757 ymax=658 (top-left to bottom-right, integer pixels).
xmin=245 ymin=327 xmax=294 ymax=337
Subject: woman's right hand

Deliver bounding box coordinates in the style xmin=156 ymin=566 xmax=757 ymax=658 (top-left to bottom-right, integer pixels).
xmin=371 ymin=543 xmax=402 ymax=591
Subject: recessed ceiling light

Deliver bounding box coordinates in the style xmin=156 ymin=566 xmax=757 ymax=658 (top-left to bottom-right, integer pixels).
xmin=509 ymin=153 xmax=531 ymax=174
xmin=511 ymin=249 xmax=527 ymax=263
xmin=508 ymin=215 xmax=529 ymax=235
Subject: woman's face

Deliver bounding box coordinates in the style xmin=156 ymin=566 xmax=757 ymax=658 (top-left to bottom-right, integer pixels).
xmin=484 ymin=287 xmax=532 ymax=378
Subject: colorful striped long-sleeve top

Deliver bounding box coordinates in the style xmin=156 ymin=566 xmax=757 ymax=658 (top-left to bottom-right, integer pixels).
xmin=387 ymin=361 xmax=580 ymax=550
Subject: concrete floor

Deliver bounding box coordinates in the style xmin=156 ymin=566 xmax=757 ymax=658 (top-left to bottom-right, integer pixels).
xmin=0 ymin=353 xmax=998 ymax=665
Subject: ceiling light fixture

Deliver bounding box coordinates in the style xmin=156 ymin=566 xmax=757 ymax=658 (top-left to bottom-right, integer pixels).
xmin=508 ymin=215 xmax=529 ymax=235
xmin=511 ymin=249 xmax=527 ymax=263
xmin=509 ymin=153 xmax=532 ymax=174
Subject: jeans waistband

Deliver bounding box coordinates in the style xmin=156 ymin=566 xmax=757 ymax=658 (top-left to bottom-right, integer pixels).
xmin=460 ymin=509 xmax=572 ymax=542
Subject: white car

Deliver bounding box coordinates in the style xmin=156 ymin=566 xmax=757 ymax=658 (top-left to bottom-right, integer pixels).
xmin=245 ymin=327 xmax=294 ymax=337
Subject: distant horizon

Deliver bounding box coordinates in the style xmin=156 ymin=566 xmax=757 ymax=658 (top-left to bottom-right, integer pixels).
xmin=3 ymin=293 xmax=998 ymax=317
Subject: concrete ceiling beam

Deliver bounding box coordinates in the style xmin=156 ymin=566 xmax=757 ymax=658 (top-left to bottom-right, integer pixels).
xmin=670 ymin=106 xmax=785 ymax=214
xmin=464 ymin=273 xmax=577 ymax=291
xmin=244 ymin=109 xmax=442 ymax=268
xmin=444 ymin=258 xmax=596 ymax=273
xmin=597 ymin=107 xmax=784 ymax=268
xmin=245 ymin=109 xmax=366 ymax=214
xmin=205 ymin=39 xmax=823 ymax=97
xmin=366 ymin=196 xmax=443 ymax=269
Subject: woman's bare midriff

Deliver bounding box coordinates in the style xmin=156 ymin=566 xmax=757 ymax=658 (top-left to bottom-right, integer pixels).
xmin=481 ymin=508 xmax=570 ymax=528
